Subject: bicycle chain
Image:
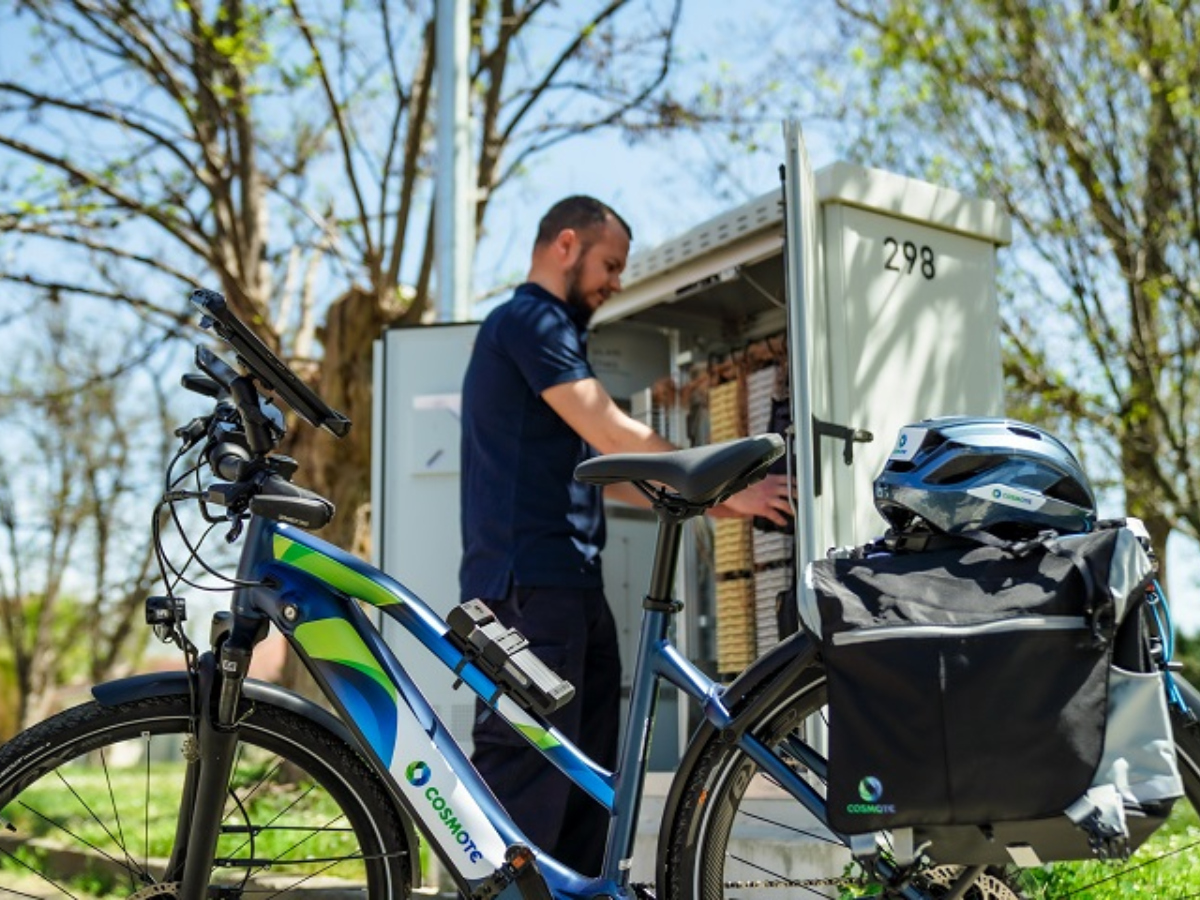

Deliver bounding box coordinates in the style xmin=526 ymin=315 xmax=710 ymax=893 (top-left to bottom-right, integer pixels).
xmin=631 ymin=876 xmax=854 ymax=893
xmin=720 ymin=877 xmax=854 ymax=888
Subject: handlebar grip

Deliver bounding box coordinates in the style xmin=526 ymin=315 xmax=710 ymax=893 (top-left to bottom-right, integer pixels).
xmin=250 ymin=474 xmax=335 ymax=530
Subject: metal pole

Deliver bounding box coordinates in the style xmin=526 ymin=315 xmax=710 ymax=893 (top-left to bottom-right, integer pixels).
xmin=436 ymin=0 xmax=474 ymax=323
xmin=783 ymin=120 xmax=819 ymax=574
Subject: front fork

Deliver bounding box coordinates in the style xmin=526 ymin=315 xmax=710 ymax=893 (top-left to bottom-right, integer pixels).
xmin=168 ymin=612 xmax=269 ymax=899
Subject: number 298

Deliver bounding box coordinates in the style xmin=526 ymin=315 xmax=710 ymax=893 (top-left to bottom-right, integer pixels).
xmin=884 ymin=237 xmax=935 ymax=280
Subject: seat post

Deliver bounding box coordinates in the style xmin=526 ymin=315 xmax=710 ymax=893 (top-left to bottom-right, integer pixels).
xmin=603 ymin=511 xmax=688 ymax=884
xmin=644 ymin=514 xmax=684 ymax=611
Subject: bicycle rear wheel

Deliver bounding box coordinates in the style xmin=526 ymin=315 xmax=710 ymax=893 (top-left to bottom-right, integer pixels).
xmin=661 ymin=663 xmax=1200 ymax=900
xmin=0 ymin=692 xmax=412 ymax=899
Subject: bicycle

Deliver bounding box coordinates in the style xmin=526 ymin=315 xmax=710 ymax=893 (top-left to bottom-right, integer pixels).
xmin=0 ymin=287 xmax=1197 ymax=900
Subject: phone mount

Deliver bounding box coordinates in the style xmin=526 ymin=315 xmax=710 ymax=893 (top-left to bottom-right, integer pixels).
xmin=190 ymin=289 xmax=352 ymax=438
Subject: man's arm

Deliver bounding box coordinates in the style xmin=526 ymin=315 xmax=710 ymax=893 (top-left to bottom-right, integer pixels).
xmin=542 ymin=376 xmax=794 ymax=524
xmin=542 ymin=376 xmax=674 ymax=455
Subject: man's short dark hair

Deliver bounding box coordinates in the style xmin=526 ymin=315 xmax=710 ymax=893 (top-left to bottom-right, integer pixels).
xmin=535 ymin=195 xmax=632 ymax=248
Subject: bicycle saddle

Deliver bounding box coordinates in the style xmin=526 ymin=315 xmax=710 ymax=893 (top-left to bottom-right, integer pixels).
xmin=574 ymin=433 xmax=786 ymax=507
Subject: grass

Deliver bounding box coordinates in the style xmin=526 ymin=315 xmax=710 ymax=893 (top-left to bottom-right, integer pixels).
xmin=1017 ymin=799 xmax=1200 ymax=898
xmin=4 ymin=748 xmax=1196 ymax=898
xmin=0 ymin=744 xmax=371 ymax=897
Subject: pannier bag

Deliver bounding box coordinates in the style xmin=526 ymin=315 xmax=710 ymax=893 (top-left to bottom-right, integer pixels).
xmin=802 ymin=523 xmax=1184 ymax=865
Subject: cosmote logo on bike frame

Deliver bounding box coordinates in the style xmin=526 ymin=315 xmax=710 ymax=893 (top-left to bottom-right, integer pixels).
xmin=405 ymin=761 xmax=431 ymax=787
xmin=846 ymin=776 xmax=897 ymax=816
xmin=406 ymin=760 xmax=484 ymax=864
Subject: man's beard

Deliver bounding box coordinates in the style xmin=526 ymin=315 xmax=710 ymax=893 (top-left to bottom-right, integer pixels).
xmin=563 ymin=255 xmax=594 ymax=324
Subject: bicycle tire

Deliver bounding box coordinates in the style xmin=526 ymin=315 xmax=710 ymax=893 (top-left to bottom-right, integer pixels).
xmin=0 ymin=692 xmax=412 ymax=899
xmin=661 ymin=662 xmax=1200 ymax=900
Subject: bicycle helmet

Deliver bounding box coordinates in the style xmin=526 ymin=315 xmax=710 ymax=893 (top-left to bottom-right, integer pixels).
xmin=874 ymin=417 xmax=1096 ymax=537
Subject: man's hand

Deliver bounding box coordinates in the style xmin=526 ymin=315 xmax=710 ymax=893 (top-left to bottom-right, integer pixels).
xmin=710 ymin=473 xmax=794 ymax=527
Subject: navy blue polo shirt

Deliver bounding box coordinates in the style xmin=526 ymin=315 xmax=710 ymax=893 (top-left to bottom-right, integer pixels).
xmin=459 ymin=283 xmax=605 ymax=601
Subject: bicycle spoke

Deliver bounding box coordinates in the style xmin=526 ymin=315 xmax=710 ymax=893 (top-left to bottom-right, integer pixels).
xmin=255 ymin=854 xmax=366 ymax=900
xmin=0 ymin=695 xmax=401 ymax=898
xmin=223 ymin=824 xmax=356 ymax=833
xmin=738 ymin=809 xmax=842 ymax=848
xmin=241 ymin=809 xmax=351 ymax=880
xmin=143 ymin=731 xmax=153 ymax=879
xmin=224 ymin=778 xmax=317 ymax=860
xmin=221 ymin=748 xmax=281 ymax=826
xmin=1054 ymin=837 xmax=1200 ymax=898
xmin=0 ymin=842 xmax=84 ymax=900
xmin=98 ymin=744 xmax=138 ymax=894
xmin=16 ymin=801 xmax=142 ymax=879
xmin=51 ymin=767 xmax=141 ymax=874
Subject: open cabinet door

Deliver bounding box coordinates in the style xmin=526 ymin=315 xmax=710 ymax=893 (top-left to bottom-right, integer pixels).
xmin=782 ymin=120 xmax=823 ymax=579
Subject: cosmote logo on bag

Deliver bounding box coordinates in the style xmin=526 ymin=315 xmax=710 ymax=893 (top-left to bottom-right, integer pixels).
xmin=406 ymin=760 xmax=484 ymax=864
xmin=846 ymin=776 xmax=897 ymax=815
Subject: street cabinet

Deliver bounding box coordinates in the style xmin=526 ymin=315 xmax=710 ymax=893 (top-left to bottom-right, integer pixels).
xmin=371 ymin=157 xmax=1012 ymax=768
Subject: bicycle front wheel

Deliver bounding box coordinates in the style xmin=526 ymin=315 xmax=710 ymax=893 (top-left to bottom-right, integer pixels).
xmin=662 ymin=663 xmax=1200 ymax=900
xmin=0 ymin=692 xmax=412 ymax=899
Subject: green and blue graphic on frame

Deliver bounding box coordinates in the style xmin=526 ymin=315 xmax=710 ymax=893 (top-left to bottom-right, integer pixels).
xmin=293 ymin=618 xmax=399 ymax=761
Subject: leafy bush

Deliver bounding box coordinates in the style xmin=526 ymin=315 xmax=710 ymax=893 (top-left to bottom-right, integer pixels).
xmin=1176 ymin=629 xmax=1200 ymax=688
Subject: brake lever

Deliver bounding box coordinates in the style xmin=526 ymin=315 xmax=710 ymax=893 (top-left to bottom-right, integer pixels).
xmin=175 ymin=416 xmax=209 ymax=449
xmin=182 ymin=373 xmax=222 ymax=398
xmin=199 ymin=480 xmax=252 ymax=540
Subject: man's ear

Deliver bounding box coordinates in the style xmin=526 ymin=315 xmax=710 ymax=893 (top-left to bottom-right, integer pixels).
xmin=554 ymin=228 xmax=582 ymax=265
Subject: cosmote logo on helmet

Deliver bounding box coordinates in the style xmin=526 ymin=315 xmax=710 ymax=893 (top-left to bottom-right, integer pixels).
xmin=405 ymin=760 xmax=484 ymax=864
xmin=968 ymin=484 xmax=1045 ymax=511
xmin=992 ymin=487 xmax=1034 ymax=506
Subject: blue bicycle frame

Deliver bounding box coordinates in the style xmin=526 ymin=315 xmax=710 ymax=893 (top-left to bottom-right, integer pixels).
xmin=229 ymin=512 xmax=829 ymax=899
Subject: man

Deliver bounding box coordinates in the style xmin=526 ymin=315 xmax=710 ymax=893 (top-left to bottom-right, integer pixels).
xmin=459 ymin=195 xmax=792 ymax=874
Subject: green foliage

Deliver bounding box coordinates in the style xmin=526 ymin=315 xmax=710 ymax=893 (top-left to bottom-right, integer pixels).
xmin=1019 ymin=800 xmax=1200 ymax=896
xmin=0 ymin=650 xmax=16 ymax=741
xmin=831 ymin=0 xmax=1200 ymax=564
xmin=1176 ymin=629 xmax=1200 ymax=688
xmin=1 ymin=754 xmax=370 ymax=892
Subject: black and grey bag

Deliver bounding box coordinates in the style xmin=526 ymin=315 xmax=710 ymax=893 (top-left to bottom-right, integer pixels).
xmin=803 ymin=522 xmax=1183 ymax=865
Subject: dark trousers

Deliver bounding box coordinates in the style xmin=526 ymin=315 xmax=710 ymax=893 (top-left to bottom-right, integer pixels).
xmin=470 ymin=585 xmax=621 ymax=875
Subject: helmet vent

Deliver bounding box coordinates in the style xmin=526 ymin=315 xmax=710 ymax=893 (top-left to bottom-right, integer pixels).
xmin=1007 ymin=424 xmax=1044 ymax=441
xmin=926 ymin=456 xmax=1000 ymax=485
xmin=1044 ymin=476 xmax=1091 ymax=507
xmin=921 ymin=432 xmax=948 ymax=454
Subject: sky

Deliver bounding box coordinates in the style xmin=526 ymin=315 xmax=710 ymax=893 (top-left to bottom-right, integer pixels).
xmin=467 ymin=2 xmax=832 ymax=295
xmin=1 ymin=1 xmax=1197 ymax=635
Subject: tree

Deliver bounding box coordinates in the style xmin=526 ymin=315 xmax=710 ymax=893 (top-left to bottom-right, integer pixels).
xmin=0 ymin=0 xmax=694 ymax=557
xmin=817 ymin=0 xmax=1200 ymax=579
xmin=0 ymin=310 xmax=172 ymax=732
xmin=1177 ymin=630 xmax=1200 ymax=688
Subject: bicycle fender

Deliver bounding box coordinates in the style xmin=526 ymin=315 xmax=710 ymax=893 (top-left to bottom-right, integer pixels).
xmin=719 ymin=629 xmax=821 ymax=716
xmin=92 ymin=672 xmax=352 ymax=738
xmin=91 ymin=672 xmax=422 ymax=886
xmin=656 ymin=630 xmax=822 ymax=886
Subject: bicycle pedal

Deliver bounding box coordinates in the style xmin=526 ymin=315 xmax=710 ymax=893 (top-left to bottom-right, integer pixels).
xmin=470 ymin=844 xmax=553 ymax=900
